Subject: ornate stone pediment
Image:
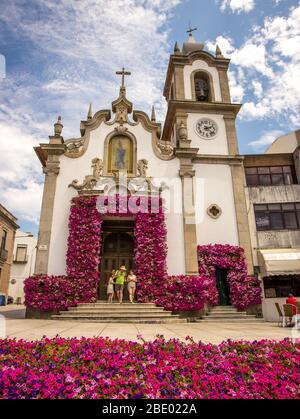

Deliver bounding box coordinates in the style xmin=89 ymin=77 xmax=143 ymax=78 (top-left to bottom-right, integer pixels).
xmin=68 ymin=158 xmax=103 ymax=190
xmin=111 ymin=87 xmax=133 ymax=125
xmin=69 ymin=156 xmax=164 ymax=196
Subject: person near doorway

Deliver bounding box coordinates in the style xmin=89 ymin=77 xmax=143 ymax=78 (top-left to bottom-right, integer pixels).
xmin=127 ymin=270 xmax=137 ymax=303
xmin=286 ymin=293 xmax=298 ymax=315
xmin=115 ymin=265 xmax=127 ymax=304
xmin=107 ymin=269 xmax=116 ymax=304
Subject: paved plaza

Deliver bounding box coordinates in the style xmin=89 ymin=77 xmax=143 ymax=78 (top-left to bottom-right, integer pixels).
xmin=0 ymin=305 xmax=297 ymax=344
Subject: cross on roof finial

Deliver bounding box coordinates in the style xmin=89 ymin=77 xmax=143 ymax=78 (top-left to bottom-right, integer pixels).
xmin=116 ymin=67 xmax=131 ymax=88
xmin=187 ymin=23 xmax=197 ymax=36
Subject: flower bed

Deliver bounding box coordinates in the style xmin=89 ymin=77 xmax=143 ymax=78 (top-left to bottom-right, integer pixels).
xmin=0 ymin=337 xmax=299 ymax=399
xmin=198 ymin=244 xmax=262 ymax=311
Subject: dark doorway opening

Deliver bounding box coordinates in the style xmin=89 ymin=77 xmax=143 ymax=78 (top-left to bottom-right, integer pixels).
xmin=215 ymin=268 xmax=231 ymax=306
xmin=99 ymin=219 xmax=134 ymax=300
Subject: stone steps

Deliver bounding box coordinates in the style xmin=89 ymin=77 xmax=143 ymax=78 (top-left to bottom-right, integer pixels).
xmin=198 ymin=318 xmax=265 ymax=323
xmin=69 ymin=308 xmax=168 ymax=314
xmin=51 ymin=301 xmax=187 ymax=323
xmin=198 ymin=306 xmax=264 ymax=323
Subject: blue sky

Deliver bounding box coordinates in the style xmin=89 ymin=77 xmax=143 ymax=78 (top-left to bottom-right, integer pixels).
xmin=0 ymin=0 xmax=299 ymax=234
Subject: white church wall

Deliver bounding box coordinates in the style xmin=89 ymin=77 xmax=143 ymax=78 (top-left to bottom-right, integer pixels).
xmin=47 ymin=120 xmax=186 ymax=276
xmin=187 ymin=113 xmax=229 ymax=154
xmin=194 ymin=164 xmax=239 ymax=246
xmin=183 ymin=59 xmax=222 ymax=102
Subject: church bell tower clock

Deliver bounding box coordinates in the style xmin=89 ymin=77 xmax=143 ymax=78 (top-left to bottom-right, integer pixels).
xmin=162 ymin=28 xmax=254 ymax=276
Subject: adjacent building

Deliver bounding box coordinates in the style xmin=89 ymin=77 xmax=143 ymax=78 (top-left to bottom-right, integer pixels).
xmin=0 ymin=204 xmax=19 ymax=302
xmin=8 ymin=232 xmax=37 ymax=304
xmin=245 ymin=130 xmax=300 ymax=321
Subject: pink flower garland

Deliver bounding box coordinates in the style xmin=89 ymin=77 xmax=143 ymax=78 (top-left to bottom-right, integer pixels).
xmin=197 ymin=244 xmax=262 ymax=311
xmin=25 ymin=196 xmax=260 ymax=314
xmin=25 ymin=195 xmax=168 ymax=311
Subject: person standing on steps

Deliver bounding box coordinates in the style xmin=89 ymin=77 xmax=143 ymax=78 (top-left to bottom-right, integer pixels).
xmin=107 ymin=269 xmax=116 ymax=304
xmin=115 ymin=265 xmax=127 ymax=304
xmin=127 ymin=270 xmax=137 ymax=303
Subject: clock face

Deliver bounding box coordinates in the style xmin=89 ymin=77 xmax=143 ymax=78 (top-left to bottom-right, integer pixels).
xmin=196 ymin=118 xmax=218 ymax=139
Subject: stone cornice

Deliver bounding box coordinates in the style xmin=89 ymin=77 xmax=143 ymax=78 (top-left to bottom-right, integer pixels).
xmin=193 ymin=154 xmax=244 ymax=166
xmin=175 ymin=147 xmax=199 ymax=160
xmin=34 ymin=144 xmax=65 ymax=167
xmin=162 ymin=100 xmax=242 ymax=142
xmin=164 ymin=50 xmax=230 ymax=98
xmin=0 ymin=204 xmax=19 ymax=230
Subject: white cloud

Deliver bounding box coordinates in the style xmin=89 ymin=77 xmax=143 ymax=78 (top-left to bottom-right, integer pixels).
xmin=0 ymin=123 xmax=43 ymax=224
xmin=228 ymin=70 xmax=245 ymax=102
xmin=208 ymin=4 xmax=300 ymax=127
xmin=218 ymin=0 xmax=255 ymax=13
xmin=0 ymin=0 xmax=183 ymax=227
xmin=248 ymin=130 xmax=285 ymax=151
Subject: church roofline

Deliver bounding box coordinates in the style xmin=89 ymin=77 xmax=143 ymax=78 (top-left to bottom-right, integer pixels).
xmin=163 ymin=50 xmax=230 ymax=99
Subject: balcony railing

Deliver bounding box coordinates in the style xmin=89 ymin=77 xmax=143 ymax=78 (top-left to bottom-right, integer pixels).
xmin=0 ymin=248 xmax=8 ymax=262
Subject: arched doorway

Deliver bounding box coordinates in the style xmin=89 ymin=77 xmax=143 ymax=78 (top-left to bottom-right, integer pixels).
xmin=99 ymin=220 xmax=134 ymax=300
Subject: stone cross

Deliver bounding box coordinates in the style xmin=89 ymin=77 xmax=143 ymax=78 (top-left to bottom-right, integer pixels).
xmin=116 ymin=67 xmax=131 ymax=88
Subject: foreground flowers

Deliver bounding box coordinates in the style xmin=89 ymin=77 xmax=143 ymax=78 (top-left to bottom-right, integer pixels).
xmin=0 ymin=337 xmax=299 ymax=399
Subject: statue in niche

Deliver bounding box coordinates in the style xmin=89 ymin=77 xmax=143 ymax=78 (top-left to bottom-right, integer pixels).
xmin=115 ymin=140 xmax=126 ymax=169
xmin=108 ymin=135 xmax=133 ymax=173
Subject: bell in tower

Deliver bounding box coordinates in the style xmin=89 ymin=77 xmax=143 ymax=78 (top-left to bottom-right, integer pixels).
xmin=195 ymin=78 xmax=209 ymax=102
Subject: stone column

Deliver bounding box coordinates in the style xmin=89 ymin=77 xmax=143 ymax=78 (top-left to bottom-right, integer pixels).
xmin=231 ymin=162 xmax=254 ymax=275
xmin=176 ymin=147 xmax=199 ymax=275
xmin=34 ymin=156 xmax=61 ymax=275
xmin=174 ymin=66 xmax=185 ymax=100
xmin=218 ymin=68 xmax=231 ymax=103
xmin=181 ymin=174 xmax=199 ymax=275
xmin=224 ymin=115 xmax=239 ymax=155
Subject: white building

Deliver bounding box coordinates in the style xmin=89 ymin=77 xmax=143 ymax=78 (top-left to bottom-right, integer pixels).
xmin=33 ymin=33 xmax=254 ymax=306
xmin=8 ymin=232 xmax=37 ymax=304
xmin=245 ymin=130 xmax=300 ymax=321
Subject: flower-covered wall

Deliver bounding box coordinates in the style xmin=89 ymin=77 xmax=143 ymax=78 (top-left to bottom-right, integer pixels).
xmin=25 ymin=195 xmax=168 ymax=311
xmin=25 ymin=196 xmax=261 ymax=314
xmin=197 ymin=244 xmax=262 ymax=311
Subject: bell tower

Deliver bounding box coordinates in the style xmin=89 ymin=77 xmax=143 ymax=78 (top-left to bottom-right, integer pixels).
xmin=162 ymin=30 xmax=254 ymax=275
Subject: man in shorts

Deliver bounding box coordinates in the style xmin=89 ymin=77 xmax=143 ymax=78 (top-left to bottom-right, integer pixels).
xmin=115 ymin=265 xmax=127 ymax=304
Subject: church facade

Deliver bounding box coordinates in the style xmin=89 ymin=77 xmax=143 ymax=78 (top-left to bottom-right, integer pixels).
xmin=34 ymin=33 xmax=254 ymax=292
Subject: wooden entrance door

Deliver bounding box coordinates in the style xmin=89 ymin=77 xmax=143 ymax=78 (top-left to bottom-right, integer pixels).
xmin=99 ymin=225 xmax=134 ymax=300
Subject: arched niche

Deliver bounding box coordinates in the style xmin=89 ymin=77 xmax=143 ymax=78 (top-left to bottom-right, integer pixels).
xmin=104 ymin=130 xmax=137 ymax=176
xmin=191 ymin=69 xmax=215 ymax=102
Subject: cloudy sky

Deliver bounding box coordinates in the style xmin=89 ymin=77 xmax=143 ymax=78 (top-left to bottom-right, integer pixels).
xmin=0 ymin=0 xmax=299 ymax=233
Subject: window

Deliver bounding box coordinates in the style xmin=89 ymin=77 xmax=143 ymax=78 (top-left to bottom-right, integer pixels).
xmin=254 ymin=203 xmax=300 ymax=231
xmin=245 ymin=166 xmax=296 ymax=186
xmin=0 ymin=229 xmax=7 ymax=249
xmin=15 ymin=245 xmax=28 ymax=263
xmin=263 ymin=275 xmax=300 ymax=298
xmin=194 ymin=72 xmax=211 ymax=102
